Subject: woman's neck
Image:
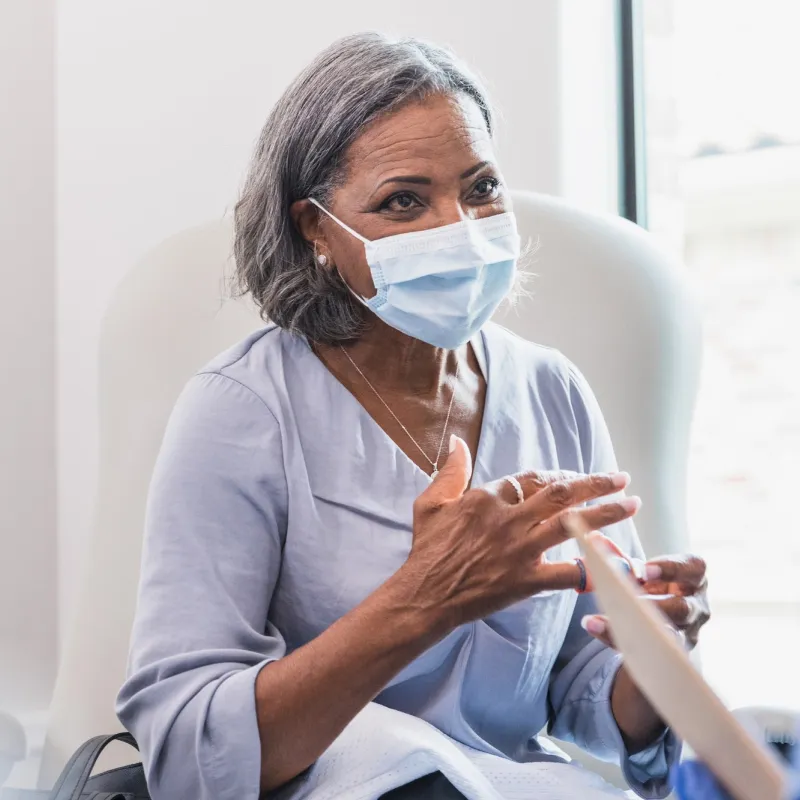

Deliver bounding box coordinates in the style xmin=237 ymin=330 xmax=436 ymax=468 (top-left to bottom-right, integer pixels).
xmin=323 ymin=320 xmax=461 ymax=398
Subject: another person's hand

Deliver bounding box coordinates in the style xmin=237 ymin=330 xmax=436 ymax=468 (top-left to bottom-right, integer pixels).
xmin=581 ymin=535 xmax=711 ymax=650
xmin=400 ymin=436 xmax=641 ymax=629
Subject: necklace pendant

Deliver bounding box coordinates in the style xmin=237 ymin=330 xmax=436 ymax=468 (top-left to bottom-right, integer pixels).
xmin=338 ymin=345 xmax=458 ymax=486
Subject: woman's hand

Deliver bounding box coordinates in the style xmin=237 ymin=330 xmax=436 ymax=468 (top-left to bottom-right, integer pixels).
xmin=398 ymin=435 xmax=641 ymax=630
xmin=577 ymin=536 xmax=711 ymax=753
xmin=581 ymin=535 xmax=711 ymax=650
xmin=638 ymin=553 xmax=710 ymax=649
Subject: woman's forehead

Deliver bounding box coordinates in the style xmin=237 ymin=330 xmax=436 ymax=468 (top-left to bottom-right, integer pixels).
xmin=345 ymin=95 xmax=495 ymax=186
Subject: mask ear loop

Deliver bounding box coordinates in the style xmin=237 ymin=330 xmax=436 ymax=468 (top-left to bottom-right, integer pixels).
xmin=308 ymin=197 xmax=373 ymax=308
xmin=308 ymin=197 xmax=371 ymax=245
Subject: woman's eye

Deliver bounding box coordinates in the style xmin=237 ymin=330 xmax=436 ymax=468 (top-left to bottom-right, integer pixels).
xmin=471 ymin=177 xmax=500 ymax=200
xmin=381 ymin=192 xmax=422 ymax=213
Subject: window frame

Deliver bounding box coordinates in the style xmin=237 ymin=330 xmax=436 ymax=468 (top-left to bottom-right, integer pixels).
xmin=616 ymin=0 xmax=648 ymax=225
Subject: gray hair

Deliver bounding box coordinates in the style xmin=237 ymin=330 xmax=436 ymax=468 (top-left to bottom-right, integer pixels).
xmin=233 ymin=32 xmax=494 ymax=344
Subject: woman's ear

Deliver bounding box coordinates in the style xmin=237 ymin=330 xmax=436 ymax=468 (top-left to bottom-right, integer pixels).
xmin=289 ymin=198 xmax=318 ymax=245
xmin=290 ymin=199 xmax=333 ymax=270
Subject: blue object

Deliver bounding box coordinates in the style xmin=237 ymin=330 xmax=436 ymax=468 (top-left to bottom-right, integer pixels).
xmin=675 ymin=727 xmax=800 ymax=800
xmin=675 ymin=760 xmax=800 ymax=800
xmin=674 ymin=761 xmax=733 ymax=799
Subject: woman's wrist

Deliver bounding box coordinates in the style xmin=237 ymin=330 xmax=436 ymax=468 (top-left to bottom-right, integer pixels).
xmin=254 ymin=567 xmax=455 ymax=792
xmin=611 ymin=665 xmax=668 ymax=753
xmin=379 ymin=560 xmax=458 ymax=645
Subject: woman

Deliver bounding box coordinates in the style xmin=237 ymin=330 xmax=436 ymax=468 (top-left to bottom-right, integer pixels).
xmin=117 ymin=33 xmax=710 ymax=800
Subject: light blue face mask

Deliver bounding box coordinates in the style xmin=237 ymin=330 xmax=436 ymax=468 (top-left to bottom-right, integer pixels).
xmin=309 ymin=198 xmax=521 ymax=350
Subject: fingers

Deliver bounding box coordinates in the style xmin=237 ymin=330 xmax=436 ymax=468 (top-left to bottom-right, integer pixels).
xmin=570 ymin=532 xmax=641 ymax=593
xmin=483 ymin=475 xmax=532 ymax=505
xmin=512 ymin=469 xmax=580 ymax=498
xmin=649 ymin=594 xmax=709 ymax=628
xmin=642 ymin=594 xmax=710 ymax=648
xmin=528 ymin=496 xmax=642 ymax=553
xmin=531 ymin=561 xmax=584 ymax=592
xmin=488 ymin=470 xmax=630 ymax=508
xmin=580 ymin=614 xmax=615 ymax=648
xmin=643 ymin=554 xmax=707 ymax=594
xmin=682 ymin=595 xmax=709 ymax=627
xmin=423 ymin=435 xmax=473 ymax=503
xmin=482 ymin=469 xmax=577 ymax=505
xmin=650 ymin=594 xmax=691 ymax=624
xmin=518 ymin=471 xmax=631 ymax=516
xmin=581 ymin=613 xmax=688 ymax=651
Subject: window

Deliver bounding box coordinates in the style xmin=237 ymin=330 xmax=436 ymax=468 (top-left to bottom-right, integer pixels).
xmin=627 ymin=0 xmax=800 ymax=710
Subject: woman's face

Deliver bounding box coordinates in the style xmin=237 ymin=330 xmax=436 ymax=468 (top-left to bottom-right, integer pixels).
xmin=295 ymin=93 xmax=510 ymax=300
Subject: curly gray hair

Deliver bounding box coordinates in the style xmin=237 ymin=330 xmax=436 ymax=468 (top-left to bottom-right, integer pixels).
xmin=233 ymin=32 xmax=494 ymax=344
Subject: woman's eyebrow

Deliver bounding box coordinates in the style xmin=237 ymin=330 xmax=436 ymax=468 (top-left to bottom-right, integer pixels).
xmin=374 ymin=161 xmax=492 ymax=191
xmin=459 ymin=160 xmax=490 ymax=179
xmin=376 ymin=175 xmax=432 ymax=188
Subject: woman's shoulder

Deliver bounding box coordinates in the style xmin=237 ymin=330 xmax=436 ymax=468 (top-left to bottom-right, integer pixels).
xmin=170 ymin=324 xmax=299 ymax=426
xmin=482 ymin=322 xmax=600 ymax=429
xmin=482 ymin=321 xmax=579 ymax=389
xmin=199 ymin=322 xmax=286 ymax=379
xmin=482 ymin=323 xmax=611 ymax=474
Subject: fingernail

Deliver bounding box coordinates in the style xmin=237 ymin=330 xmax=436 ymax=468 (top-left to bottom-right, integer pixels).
xmin=619 ymin=495 xmax=641 ymax=513
xmin=645 ymin=564 xmax=662 ymax=581
xmin=580 ymin=615 xmax=606 ymax=636
xmin=630 ymin=558 xmax=647 ymax=581
xmin=449 ymin=434 xmax=457 ymax=454
xmin=611 ymin=471 xmax=631 ymax=489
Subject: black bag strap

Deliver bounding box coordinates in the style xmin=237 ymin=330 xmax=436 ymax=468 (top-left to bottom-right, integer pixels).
xmin=85 ymin=794 xmax=134 ymax=799
xmin=85 ymin=795 xmax=133 ymax=799
xmin=50 ymin=732 xmax=138 ymax=800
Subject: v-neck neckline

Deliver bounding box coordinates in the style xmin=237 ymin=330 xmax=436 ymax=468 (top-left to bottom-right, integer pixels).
xmin=302 ymin=327 xmax=495 ymax=489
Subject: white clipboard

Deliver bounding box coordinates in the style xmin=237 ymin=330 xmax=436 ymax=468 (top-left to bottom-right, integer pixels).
xmin=563 ymin=514 xmax=788 ymax=800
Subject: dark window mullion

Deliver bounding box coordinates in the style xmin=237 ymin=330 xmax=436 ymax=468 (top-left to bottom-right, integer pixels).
xmin=617 ymin=0 xmax=648 ymax=226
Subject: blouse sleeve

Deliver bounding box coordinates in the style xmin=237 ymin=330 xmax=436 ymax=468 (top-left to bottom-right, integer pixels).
xmin=546 ymin=361 xmax=681 ymax=800
xmin=116 ymin=371 xmax=288 ymax=800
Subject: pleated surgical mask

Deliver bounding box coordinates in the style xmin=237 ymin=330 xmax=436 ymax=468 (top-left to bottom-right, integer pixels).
xmin=310 ymin=198 xmax=520 ymax=349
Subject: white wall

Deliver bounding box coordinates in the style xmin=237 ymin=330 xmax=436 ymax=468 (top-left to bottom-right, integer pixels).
xmin=0 ymin=0 xmax=57 ymax=713
xmin=56 ymin=0 xmax=619 ymax=638
xmin=559 ymin=0 xmax=621 ymax=211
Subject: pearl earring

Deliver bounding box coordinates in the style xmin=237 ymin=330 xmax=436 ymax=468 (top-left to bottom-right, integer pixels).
xmin=316 ymin=253 xmax=328 ymax=267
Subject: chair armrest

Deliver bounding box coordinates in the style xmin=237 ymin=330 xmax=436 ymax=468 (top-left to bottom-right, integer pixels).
xmin=0 ymin=712 xmax=27 ymax=786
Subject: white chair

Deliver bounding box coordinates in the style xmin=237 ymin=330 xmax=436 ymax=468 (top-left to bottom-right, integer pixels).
xmin=0 ymin=713 xmax=26 ymax=788
xmin=35 ymin=191 xmax=702 ymax=789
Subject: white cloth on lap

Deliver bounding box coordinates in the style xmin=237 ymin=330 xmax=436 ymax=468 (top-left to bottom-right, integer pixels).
xmin=273 ymin=703 xmax=631 ymax=800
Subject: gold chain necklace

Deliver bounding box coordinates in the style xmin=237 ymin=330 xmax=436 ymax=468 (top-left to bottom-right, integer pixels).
xmin=339 ymin=346 xmax=459 ymax=479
